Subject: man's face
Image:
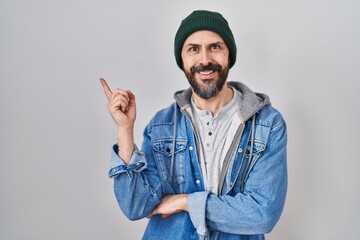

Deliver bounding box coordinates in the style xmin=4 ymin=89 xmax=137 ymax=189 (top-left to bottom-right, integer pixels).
xmin=181 ymin=30 xmax=230 ymax=100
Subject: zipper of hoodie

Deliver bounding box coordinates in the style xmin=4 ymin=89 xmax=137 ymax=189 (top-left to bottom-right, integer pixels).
xmin=179 ymin=108 xmax=204 ymax=182
xmin=217 ymin=123 xmax=245 ymax=195
xmin=169 ymin=103 xmax=178 ymax=182
xmin=240 ymin=115 xmax=256 ymax=193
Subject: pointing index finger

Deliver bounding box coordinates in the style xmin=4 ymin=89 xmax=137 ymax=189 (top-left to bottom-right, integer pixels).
xmin=99 ymin=77 xmax=112 ymax=101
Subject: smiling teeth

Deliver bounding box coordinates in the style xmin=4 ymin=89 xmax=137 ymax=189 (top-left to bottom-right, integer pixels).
xmin=199 ymin=70 xmax=214 ymax=75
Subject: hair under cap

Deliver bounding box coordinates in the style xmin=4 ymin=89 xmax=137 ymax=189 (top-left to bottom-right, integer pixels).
xmin=174 ymin=10 xmax=237 ymax=70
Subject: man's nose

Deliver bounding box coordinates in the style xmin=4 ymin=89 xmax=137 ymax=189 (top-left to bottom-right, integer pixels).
xmin=199 ymin=50 xmax=212 ymax=66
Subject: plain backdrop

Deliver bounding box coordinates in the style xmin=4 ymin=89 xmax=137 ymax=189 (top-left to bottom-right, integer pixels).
xmin=1 ymin=0 xmax=359 ymax=239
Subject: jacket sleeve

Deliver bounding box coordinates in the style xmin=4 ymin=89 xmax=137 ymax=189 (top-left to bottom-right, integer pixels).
xmin=187 ymin=118 xmax=288 ymax=236
xmin=108 ymin=125 xmax=163 ymax=221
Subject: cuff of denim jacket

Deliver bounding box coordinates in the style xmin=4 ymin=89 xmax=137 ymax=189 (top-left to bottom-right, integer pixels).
xmin=187 ymin=191 xmax=210 ymax=238
xmin=108 ymin=144 xmax=147 ymax=178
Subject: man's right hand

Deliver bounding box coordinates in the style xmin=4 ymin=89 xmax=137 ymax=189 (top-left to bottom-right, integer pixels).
xmin=100 ymin=77 xmax=136 ymax=163
xmin=100 ymin=77 xmax=136 ymax=130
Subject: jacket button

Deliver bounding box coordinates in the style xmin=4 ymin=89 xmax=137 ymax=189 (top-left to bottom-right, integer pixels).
xmin=196 ymin=179 xmax=200 ymax=184
xmin=238 ymin=148 xmax=243 ymax=153
xmin=189 ymin=146 xmax=193 ymax=151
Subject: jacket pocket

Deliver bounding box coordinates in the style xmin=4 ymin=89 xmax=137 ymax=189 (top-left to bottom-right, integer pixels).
xmin=153 ymin=138 xmax=187 ymax=184
xmin=242 ymin=139 xmax=266 ymax=179
xmin=244 ymin=139 xmax=266 ymax=160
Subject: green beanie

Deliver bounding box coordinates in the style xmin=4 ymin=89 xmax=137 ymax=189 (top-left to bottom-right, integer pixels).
xmin=174 ymin=10 xmax=237 ymax=70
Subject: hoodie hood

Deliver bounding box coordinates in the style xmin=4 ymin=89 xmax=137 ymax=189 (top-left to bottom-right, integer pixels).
xmin=174 ymin=81 xmax=271 ymax=122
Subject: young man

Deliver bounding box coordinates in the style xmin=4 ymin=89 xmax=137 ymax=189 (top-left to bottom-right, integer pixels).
xmin=100 ymin=10 xmax=287 ymax=240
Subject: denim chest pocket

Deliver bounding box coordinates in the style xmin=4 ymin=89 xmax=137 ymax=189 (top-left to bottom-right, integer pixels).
xmin=244 ymin=139 xmax=266 ymax=160
xmin=233 ymin=139 xmax=267 ymax=192
xmin=153 ymin=138 xmax=187 ymax=184
xmin=244 ymin=122 xmax=270 ymax=162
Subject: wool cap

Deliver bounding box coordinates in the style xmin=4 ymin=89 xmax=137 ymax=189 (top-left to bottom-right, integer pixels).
xmin=174 ymin=10 xmax=237 ymax=70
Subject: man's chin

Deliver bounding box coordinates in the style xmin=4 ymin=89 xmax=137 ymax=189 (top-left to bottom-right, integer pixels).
xmin=200 ymin=79 xmax=214 ymax=85
xmin=194 ymin=76 xmax=218 ymax=85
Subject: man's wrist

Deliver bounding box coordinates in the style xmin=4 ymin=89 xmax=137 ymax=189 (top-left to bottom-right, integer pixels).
xmin=180 ymin=194 xmax=189 ymax=211
xmin=116 ymin=128 xmax=134 ymax=164
xmin=116 ymin=124 xmax=134 ymax=132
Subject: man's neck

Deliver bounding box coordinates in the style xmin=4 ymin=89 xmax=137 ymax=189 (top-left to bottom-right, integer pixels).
xmin=192 ymin=85 xmax=234 ymax=117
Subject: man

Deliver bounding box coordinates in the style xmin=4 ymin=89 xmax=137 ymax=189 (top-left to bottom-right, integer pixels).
xmin=100 ymin=10 xmax=287 ymax=240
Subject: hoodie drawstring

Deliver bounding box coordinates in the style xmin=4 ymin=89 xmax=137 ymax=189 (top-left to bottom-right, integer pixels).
xmin=169 ymin=103 xmax=177 ymax=182
xmin=240 ymin=114 xmax=256 ymax=193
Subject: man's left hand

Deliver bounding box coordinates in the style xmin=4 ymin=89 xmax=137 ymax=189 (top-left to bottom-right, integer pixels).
xmin=147 ymin=194 xmax=188 ymax=218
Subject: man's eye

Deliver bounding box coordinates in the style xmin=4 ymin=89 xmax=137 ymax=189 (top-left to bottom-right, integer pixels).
xmin=211 ymin=44 xmax=220 ymax=50
xmin=189 ymin=47 xmax=198 ymax=52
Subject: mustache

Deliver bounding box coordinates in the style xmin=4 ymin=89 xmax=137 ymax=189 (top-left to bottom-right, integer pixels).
xmin=190 ymin=63 xmax=222 ymax=74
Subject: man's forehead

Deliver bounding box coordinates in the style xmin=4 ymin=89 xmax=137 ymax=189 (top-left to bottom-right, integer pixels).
xmin=183 ymin=30 xmax=225 ymax=45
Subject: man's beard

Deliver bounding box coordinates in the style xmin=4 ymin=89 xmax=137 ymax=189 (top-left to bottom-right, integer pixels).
xmin=184 ymin=63 xmax=229 ymax=100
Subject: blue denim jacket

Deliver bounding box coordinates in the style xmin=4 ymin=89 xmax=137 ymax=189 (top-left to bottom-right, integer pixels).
xmin=108 ymin=82 xmax=287 ymax=240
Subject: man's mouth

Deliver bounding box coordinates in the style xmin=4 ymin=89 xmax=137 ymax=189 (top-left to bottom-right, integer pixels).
xmin=190 ymin=63 xmax=222 ymax=75
xmin=199 ymin=70 xmax=215 ymax=76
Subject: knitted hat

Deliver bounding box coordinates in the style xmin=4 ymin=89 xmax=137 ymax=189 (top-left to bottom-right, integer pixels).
xmin=174 ymin=10 xmax=237 ymax=70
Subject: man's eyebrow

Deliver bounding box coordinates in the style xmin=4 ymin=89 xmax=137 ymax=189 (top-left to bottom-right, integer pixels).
xmin=211 ymin=41 xmax=225 ymax=45
xmin=184 ymin=43 xmax=200 ymax=48
xmin=184 ymin=41 xmax=225 ymax=47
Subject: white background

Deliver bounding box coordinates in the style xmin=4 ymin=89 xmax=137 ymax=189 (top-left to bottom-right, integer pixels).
xmin=1 ymin=1 xmax=359 ymax=239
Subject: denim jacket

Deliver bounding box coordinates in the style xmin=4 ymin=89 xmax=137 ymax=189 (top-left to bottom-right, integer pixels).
xmin=108 ymin=82 xmax=287 ymax=240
